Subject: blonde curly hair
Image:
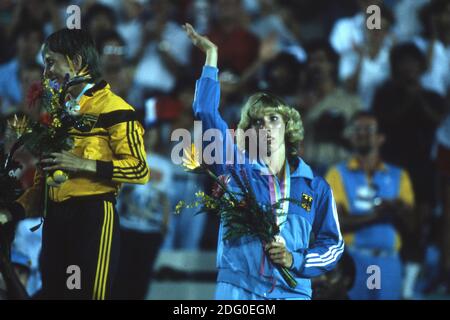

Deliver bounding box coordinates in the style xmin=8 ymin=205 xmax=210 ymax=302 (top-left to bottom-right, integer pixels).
xmin=237 ymin=92 xmax=304 ymax=160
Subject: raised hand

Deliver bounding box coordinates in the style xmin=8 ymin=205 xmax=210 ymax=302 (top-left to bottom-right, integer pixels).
xmin=182 ymin=22 xmax=218 ymax=67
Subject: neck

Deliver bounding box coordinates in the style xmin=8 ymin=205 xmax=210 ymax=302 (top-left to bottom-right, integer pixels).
xmin=356 ymin=150 xmax=380 ymax=175
xmin=317 ymin=79 xmax=335 ymax=97
xmin=368 ymin=40 xmax=383 ymax=58
xmin=68 ymin=82 xmax=88 ymax=100
xmin=264 ymin=144 xmax=286 ymax=179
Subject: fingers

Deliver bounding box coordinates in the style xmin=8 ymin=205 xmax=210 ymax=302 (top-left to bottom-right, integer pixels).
xmin=183 ymin=22 xmax=193 ymax=32
xmin=40 ymin=152 xmax=72 ymax=171
xmin=265 ymin=242 xmax=287 ymax=258
xmin=41 ymin=152 xmax=60 ymax=164
xmin=264 ymin=240 xmax=293 ymax=267
xmin=270 ymin=252 xmax=288 ymax=262
xmin=43 ymin=165 xmax=62 ymax=171
xmin=265 ymin=241 xmax=284 ymax=251
xmin=268 ymin=250 xmax=291 ymax=267
xmin=182 ymin=23 xmax=197 ymax=40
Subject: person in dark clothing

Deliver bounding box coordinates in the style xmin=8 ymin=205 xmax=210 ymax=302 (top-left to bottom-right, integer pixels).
xmin=371 ymin=43 xmax=448 ymax=286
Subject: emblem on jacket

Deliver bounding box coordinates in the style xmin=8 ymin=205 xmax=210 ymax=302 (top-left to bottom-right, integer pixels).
xmin=301 ymin=193 xmax=313 ymax=212
xmin=73 ymin=114 xmax=99 ymax=132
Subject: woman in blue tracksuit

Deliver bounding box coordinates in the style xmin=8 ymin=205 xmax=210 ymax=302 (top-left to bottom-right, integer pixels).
xmin=183 ymin=23 xmax=344 ymax=300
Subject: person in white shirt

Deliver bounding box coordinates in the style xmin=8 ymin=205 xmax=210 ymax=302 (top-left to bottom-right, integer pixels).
xmin=413 ymin=0 xmax=450 ymax=97
xmin=329 ymin=0 xmax=383 ymax=55
xmin=338 ymin=6 xmax=395 ymax=109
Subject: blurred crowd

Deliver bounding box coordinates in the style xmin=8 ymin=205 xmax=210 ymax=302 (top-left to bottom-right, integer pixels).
xmin=0 ymin=0 xmax=449 ymax=300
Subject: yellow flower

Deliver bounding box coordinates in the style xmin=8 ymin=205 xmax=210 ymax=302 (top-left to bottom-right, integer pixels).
xmin=205 ymin=201 xmax=217 ymax=210
xmin=7 ymin=115 xmax=30 ymax=138
xmin=195 ymin=191 xmax=206 ymax=198
xmin=77 ymin=65 xmax=91 ymax=79
xmin=175 ymin=200 xmax=185 ymax=214
xmin=65 ymin=56 xmax=92 ymax=81
xmin=182 ymin=143 xmax=201 ymax=171
xmin=52 ymin=118 xmax=62 ymax=128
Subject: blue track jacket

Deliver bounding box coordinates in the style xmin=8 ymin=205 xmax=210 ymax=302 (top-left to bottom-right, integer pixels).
xmin=193 ymin=66 xmax=344 ymax=299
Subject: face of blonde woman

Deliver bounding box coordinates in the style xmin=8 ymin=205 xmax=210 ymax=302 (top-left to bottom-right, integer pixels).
xmin=251 ymin=112 xmax=286 ymax=156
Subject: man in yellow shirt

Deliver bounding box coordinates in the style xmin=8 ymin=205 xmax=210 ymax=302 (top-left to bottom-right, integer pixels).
xmin=0 ymin=29 xmax=150 ymax=299
xmin=325 ymin=111 xmax=414 ymax=299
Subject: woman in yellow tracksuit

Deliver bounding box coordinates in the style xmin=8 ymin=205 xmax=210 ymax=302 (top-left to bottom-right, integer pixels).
xmin=1 ymin=29 xmax=150 ymax=299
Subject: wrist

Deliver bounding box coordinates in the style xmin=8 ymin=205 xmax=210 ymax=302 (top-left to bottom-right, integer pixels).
xmin=205 ymin=49 xmax=218 ymax=67
xmin=96 ymin=160 xmax=113 ymax=179
xmin=288 ymin=252 xmax=294 ymax=269
xmin=83 ymin=159 xmax=97 ymax=174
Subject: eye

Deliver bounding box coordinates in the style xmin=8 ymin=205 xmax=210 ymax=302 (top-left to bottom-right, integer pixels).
xmin=270 ymin=115 xmax=279 ymax=122
xmin=252 ymin=119 xmax=263 ymax=127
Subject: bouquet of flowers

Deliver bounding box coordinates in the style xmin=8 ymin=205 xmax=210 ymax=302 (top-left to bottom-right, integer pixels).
xmin=176 ymin=144 xmax=302 ymax=288
xmin=8 ymin=65 xmax=93 ymax=188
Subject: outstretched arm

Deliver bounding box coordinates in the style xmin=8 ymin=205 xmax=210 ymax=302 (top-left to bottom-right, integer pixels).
xmin=183 ymin=23 xmax=218 ymax=68
xmin=183 ymin=23 xmax=242 ymax=175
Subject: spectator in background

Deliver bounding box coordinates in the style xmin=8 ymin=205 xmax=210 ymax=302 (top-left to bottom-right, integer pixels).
xmin=326 ymin=112 xmax=415 ymax=299
xmin=0 ymin=249 xmax=32 ymax=299
xmin=414 ymin=0 xmax=450 ymax=97
xmin=116 ymin=0 xmax=147 ymax=61
xmin=373 ymin=43 xmax=447 ymax=182
xmin=300 ymin=40 xmax=362 ymax=175
xmin=18 ymin=63 xmax=42 ymax=120
xmin=262 ymin=52 xmax=304 ymax=106
xmin=312 ymin=251 xmax=356 ymax=300
xmin=435 ymin=112 xmax=450 ymax=293
xmin=193 ymin=0 xmax=260 ymax=77
xmin=12 ymin=222 xmax=42 ymax=296
xmin=0 ymin=24 xmax=44 ymax=116
xmin=329 ymin=0 xmax=383 ymax=55
xmin=339 ymin=5 xmax=396 ymax=110
xmin=83 ymin=3 xmax=118 ymax=42
xmin=211 ymin=33 xmax=280 ymax=127
xmin=372 ymin=42 xmax=448 ymax=298
xmin=129 ymin=0 xmax=191 ymax=108
xmin=6 ymin=0 xmax=62 ymax=39
xmin=161 ymin=79 xmax=208 ymax=251
xmin=96 ymin=30 xmax=134 ymax=99
xmin=113 ymin=128 xmax=172 ymax=300
xmin=0 ymin=1 xmax=18 ymax=63
xmin=392 ymin=0 xmax=430 ymax=42
xmin=249 ymin=0 xmax=306 ymax=62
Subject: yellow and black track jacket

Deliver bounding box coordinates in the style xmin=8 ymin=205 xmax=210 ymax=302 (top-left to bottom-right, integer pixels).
xmin=12 ymin=81 xmax=150 ymax=218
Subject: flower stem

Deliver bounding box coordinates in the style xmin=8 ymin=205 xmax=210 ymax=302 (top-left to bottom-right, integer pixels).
xmin=276 ymin=265 xmax=298 ymax=288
